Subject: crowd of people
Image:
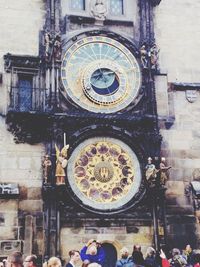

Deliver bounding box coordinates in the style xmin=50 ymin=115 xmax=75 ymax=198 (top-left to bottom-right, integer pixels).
xmin=115 ymin=244 xmax=200 ymax=267
xmin=1 ymin=241 xmax=200 ymax=267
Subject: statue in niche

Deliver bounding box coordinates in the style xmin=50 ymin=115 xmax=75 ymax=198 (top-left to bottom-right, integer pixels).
xmin=44 ymin=33 xmax=53 ymax=62
xmin=140 ymin=43 xmax=149 ymax=69
xmin=55 ymin=144 xmax=69 ymax=185
xmin=145 ymin=157 xmax=158 ymax=187
xmin=44 ymin=33 xmax=61 ymax=62
xmin=42 ymin=155 xmax=52 ymax=184
xmin=159 ymin=157 xmax=171 ymax=186
xmin=150 ymin=43 xmax=159 ymax=70
xmin=53 ymin=34 xmax=61 ymax=62
xmin=90 ymin=0 xmax=107 ymax=21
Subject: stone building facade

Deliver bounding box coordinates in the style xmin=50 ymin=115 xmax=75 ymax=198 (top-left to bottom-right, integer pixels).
xmin=0 ymin=0 xmax=200 ymax=265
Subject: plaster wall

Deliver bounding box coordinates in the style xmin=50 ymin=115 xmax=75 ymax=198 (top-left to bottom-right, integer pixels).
xmin=0 ymin=0 xmax=45 ymax=256
xmin=154 ymin=0 xmax=200 ymax=246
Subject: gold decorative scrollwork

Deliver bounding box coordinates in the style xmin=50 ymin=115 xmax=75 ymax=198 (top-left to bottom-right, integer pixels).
xmin=73 ymin=140 xmax=135 ymax=203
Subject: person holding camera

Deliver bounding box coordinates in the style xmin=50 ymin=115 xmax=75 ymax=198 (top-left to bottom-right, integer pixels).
xmin=80 ymin=239 xmax=105 ymax=267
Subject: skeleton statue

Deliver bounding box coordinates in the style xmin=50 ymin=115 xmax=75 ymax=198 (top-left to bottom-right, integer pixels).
xmin=140 ymin=43 xmax=148 ymax=69
xmin=150 ymin=43 xmax=159 ymax=70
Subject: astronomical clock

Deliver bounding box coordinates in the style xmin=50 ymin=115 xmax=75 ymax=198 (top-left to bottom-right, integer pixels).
xmin=61 ymin=35 xmax=141 ymax=113
xmin=67 ymin=137 xmax=142 ymax=213
xmin=59 ymin=32 xmax=147 ymax=214
xmin=4 ymin=0 xmax=162 ymax=259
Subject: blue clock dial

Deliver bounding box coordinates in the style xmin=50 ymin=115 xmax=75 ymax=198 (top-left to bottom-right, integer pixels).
xmin=61 ymin=36 xmax=141 ymax=113
xmin=90 ymin=68 xmax=119 ymax=95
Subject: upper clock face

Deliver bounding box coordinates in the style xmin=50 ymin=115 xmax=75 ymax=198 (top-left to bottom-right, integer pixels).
xmin=67 ymin=137 xmax=142 ymax=212
xmin=61 ymin=36 xmax=141 ymax=113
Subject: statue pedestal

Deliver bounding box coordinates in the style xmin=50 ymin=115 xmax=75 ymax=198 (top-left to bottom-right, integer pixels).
xmin=94 ymin=19 xmax=104 ymax=26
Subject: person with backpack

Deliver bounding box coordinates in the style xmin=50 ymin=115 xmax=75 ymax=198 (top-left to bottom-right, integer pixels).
xmin=130 ymin=245 xmax=144 ymax=267
xmin=169 ymin=248 xmax=187 ymax=267
xmin=182 ymin=245 xmax=195 ymax=267
xmin=115 ymin=247 xmax=134 ymax=267
xmin=144 ymin=247 xmax=157 ymax=267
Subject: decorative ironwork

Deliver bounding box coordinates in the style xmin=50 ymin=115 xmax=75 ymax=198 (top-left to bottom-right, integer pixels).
xmin=9 ymin=86 xmax=46 ymax=112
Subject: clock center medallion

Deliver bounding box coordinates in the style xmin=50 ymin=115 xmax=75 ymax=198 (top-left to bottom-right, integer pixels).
xmin=82 ymin=59 xmax=126 ymax=105
xmin=94 ymin=161 xmax=114 ymax=183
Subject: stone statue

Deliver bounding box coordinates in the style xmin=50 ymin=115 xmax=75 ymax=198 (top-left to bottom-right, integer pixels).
xmin=140 ymin=44 xmax=148 ymax=69
xmin=44 ymin=33 xmax=61 ymax=62
xmin=159 ymin=157 xmax=171 ymax=186
xmin=44 ymin=33 xmax=53 ymax=62
xmin=55 ymin=144 xmax=69 ymax=185
xmin=53 ymin=34 xmax=61 ymax=62
xmin=90 ymin=0 xmax=107 ymax=20
xmin=150 ymin=43 xmax=159 ymax=70
xmin=145 ymin=157 xmax=158 ymax=187
xmin=42 ymin=155 xmax=52 ymax=184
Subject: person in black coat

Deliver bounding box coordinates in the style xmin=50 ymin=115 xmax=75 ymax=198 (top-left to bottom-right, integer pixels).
xmin=65 ymin=250 xmax=80 ymax=267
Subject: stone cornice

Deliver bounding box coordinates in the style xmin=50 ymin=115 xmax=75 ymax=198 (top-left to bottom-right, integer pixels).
xmin=150 ymin=0 xmax=162 ymax=6
xmin=4 ymin=53 xmax=40 ymax=72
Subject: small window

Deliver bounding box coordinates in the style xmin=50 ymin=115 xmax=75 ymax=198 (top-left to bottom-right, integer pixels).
xmin=71 ymin=0 xmax=85 ymax=11
xmin=110 ymin=0 xmax=124 ymax=15
xmin=18 ymin=75 xmax=33 ymax=112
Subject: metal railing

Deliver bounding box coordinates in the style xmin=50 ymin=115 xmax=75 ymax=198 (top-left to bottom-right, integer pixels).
xmin=9 ymin=86 xmax=50 ymax=112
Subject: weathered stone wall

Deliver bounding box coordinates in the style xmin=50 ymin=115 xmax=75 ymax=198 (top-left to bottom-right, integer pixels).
xmin=154 ymin=0 xmax=200 ymax=82
xmin=154 ymin=0 xmax=200 ymax=247
xmin=0 ymin=0 xmax=45 ymax=115
xmin=60 ymin=224 xmax=153 ymax=262
xmin=0 ymin=117 xmax=45 ymax=256
xmin=62 ymin=0 xmax=139 ymax=41
xmin=0 ymin=0 xmax=45 ymax=256
xmin=1 ymin=0 xmax=200 ymax=257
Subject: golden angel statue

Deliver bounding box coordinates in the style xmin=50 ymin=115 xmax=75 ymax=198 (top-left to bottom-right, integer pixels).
xmin=55 ymin=144 xmax=69 ymax=185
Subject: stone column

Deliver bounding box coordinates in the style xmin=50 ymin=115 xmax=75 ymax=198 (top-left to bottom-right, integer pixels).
xmin=24 ymin=215 xmax=33 ymax=256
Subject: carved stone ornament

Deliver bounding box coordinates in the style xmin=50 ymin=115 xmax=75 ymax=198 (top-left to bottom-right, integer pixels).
xmin=90 ymin=0 xmax=108 ymax=21
xmin=150 ymin=0 xmax=162 ymax=6
xmin=185 ymin=89 xmax=198 ymax=103
xmin=0 ymin=183 xmax=19 ymax=198
xmin=4 ymin=54 xmax=40 ymax=72
xmin=0 ymin=240 xmax=23 ymax=255
xmin=44 ymin=33 xmax=61 ymax=63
